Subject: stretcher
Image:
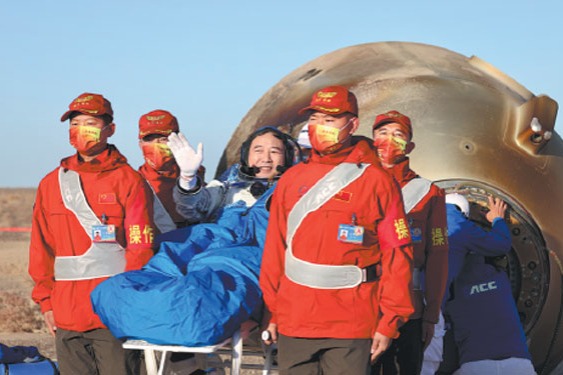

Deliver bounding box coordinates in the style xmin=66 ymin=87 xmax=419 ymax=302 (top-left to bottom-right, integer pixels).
xmin=122 ymin=321 xmax=277 ymax=375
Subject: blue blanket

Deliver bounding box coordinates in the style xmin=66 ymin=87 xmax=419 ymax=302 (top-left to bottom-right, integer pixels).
xmin=91 ymin=188 xmax=272 ymax=346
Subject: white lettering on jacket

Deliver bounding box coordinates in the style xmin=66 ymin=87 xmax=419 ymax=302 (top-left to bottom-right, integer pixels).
xmin=469 ymin=281 xmax=497 ymax=295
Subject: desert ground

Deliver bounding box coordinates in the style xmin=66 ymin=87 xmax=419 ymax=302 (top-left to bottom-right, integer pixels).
xmin=0 ymin=238 xmax=56 ymax=359
xmin=0 ymin=188 xmax=56 ymax=359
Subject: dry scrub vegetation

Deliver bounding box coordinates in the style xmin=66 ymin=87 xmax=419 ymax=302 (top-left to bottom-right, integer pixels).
xmin=0 ymin=291 xmax=44 ymax=333
xmin=0 ymin=188 xmax=35 ymax=239
xmin=0 ymin=188 xmax=54 ymax=358
xmin=0 ymin=188 xmax=44 ymax=334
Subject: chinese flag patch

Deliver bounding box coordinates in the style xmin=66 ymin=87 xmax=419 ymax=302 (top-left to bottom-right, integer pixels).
xmin=333 ymin=190 xmax=352 ymax=202
xmin=98 ymin=193 xmax=116 ymax=204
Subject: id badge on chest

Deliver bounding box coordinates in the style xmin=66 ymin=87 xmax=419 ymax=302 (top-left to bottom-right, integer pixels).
xmin=410 ymin=227 xmax=423 ymax=243
xmin=409 ymin=219 xmax=423 ymax=243
xmin=337 ymin=224 xmax=364 ymax=244
xmin=92 ymin=224 xmax=116 ymax=243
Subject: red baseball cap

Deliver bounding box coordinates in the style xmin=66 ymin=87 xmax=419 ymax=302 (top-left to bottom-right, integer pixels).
xmin=60 ymin=93 xmax=114 ymax=122
xmin=138 ymin=110 xmax=179 ymax=139
xmin=299 ymin=86 xmax=358 ymax=116
xmin=372 ymin=110 xmax=413 ymax=139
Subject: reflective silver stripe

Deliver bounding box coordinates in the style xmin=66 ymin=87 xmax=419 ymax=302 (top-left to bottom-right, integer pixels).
xmin=54 ymin=242 xmax=126 ymax=281
xmin=54 ymin=168 xmax=125 ymax=281
xmin=402 ymin=178 xmax=432 ymax=290
xmin=285 ymin=163 xmax=370 ymax=289
xmin=147 ymin=183 xmax=177 ymax=233
xmin=402 ymin=177 xmax=432 ymax=214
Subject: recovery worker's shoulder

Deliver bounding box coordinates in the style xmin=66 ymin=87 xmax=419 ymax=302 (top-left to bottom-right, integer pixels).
xmin=276 ymin=162 xmax=307 ymax=184
xmin=428 ymin=181 xmax=445 ymax=198
xmin=32 ymin=169 xmax=61 ymax=206
xmin=363 ymin=163 xmax=397 ymax=185
xmin=40 ymin=166 xmax=63 ymax=184
xmin=116 ymin=163 xmax=149 ymax=183
xmin=410 ymin=172 xmax=443 ymax=196
xmin=108 ymin=165 xmax=155 ymax=198
xmin=36 ymin=166 xmax=69 ymax=194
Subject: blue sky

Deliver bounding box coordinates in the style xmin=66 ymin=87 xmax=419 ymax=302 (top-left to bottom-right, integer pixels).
xmin=2 ymin=1 xmax=562 ymax=187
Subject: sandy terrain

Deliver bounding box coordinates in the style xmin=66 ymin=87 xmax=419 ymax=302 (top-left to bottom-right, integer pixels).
xmin=0 ymin=188 xmax=57 ymax=360
xmin=0 ymin=238 xmax=57 ymax=360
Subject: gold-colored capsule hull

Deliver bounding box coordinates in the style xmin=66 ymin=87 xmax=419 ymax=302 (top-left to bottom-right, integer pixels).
xmin=219 ymin=42 xmax=562 ymax=374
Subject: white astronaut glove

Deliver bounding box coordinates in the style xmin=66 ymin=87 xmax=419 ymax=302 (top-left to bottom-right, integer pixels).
xmin=167 ymin=132 xmax=204 ymax=191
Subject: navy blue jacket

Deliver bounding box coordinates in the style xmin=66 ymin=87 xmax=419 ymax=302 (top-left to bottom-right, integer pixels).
xmin=443 ymin=204 xmax=512 ymax=308
xmin=445 ymin=204 xmax=531 ymax=364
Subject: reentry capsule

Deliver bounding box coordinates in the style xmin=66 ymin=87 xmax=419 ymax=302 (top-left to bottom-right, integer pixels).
xmin=218 ymin=42 xmax=562 ymax=374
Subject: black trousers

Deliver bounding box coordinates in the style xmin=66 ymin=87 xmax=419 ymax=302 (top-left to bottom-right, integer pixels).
xmin=278 ymin=334 xmax=372 ymax=375
xmin=371 ymin=318 xmax=423 ymax=375
xmin=56 ymin=328 xmax=139 ymax=375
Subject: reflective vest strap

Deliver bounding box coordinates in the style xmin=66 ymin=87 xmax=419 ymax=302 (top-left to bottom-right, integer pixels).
xmin=147 ymin=182 xmax=177 ymax=233
xmin=285 ymin=163 xmax=370 ymax=289
xmin=54 ymin=243 xmax=126 ymax=281
xmin=402 ymin=177 xmax=432 ymax=214
xmin=55 ymin=168 xmax=125 ymax=280
xmin=401 ymin=178 xmax=432 ymax=290
xmin=59 ymin=168 xmax=102 ymax=234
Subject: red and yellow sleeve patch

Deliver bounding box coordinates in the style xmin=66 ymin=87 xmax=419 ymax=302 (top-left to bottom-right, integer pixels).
xmin=431 ymin=227 xmax=446 ymax=246
xmin=128 ymin=224 xmax=154 ymax=245
xmin=394 ymin=218 xmax=411 ymax=240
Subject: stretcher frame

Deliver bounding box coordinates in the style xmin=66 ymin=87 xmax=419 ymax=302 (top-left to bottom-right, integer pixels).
xmin=122 ymin=322 xmax=276 ymax=375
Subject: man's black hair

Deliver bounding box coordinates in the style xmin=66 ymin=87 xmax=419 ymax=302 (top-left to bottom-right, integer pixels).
xmin=239 ymin=126 xmax=299 ymax=179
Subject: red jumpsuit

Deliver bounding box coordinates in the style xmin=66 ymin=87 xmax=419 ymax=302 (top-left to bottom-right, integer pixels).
xmin=139 ymin=162 xmax=207 ymax=230
xmin=29 ymin=146 xmax=155 ymax=332
xmin=138 ymin=163 xmax=185 ymax=225
xmin=388 ymin=159 xmax=448 ymax=324
xmin=260 ymin=138 xmax=414 ymax=340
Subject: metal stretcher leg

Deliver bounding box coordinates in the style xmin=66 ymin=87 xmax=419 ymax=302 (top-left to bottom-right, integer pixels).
xmin=121 ymin=323 xmax=282 ymax=375
xmin=262 ymin=344 xmax=274 ymax=375
xmin=158 ymin=351 xmax=169 ymax=375
xmin=144 ymin=348 xmax=158 ymax=375
xmin=123 ymin=331 xmax=241 ymax=375
xmin=231 ymin=329 xmax=242 ymax=375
